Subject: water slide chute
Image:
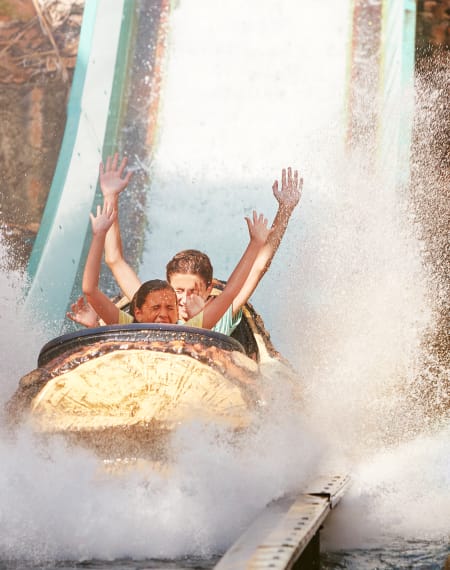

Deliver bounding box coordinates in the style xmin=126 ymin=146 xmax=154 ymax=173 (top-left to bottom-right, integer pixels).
xmin=346 ymin=0 xmax=417 ymax=187
xmin=25 ymin=0 xmax=127 ymax=337
xmin=23 ymin=0 xmax=169 ymax=339
xmin=23 ymin=0 xmax=417 ymax=342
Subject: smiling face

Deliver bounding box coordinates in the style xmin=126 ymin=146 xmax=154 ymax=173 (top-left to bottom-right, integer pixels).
xmin=133 ymin=288 xmax=178 ymax=324
xmin=169 ymin=272 xmax=212 ymax=321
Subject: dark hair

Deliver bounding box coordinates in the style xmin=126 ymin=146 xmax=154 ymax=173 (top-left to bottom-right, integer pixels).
xmin=166 ymin=249 xmax=213 ymax=287
xmin=129 ymin=279 xmax=176 ymax=318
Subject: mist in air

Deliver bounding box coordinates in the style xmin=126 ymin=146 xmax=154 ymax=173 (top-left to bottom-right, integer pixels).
xmin=1 ymin=0 xmax=448 ymax=564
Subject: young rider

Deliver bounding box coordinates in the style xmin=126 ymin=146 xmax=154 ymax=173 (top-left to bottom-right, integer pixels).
xmin=99 ymin=154 xmax=302 ymax=331
xmin=68 ymin=154 xmax=302 ymax=332
xmin=81 ymin=202 xmax=271 ymax=328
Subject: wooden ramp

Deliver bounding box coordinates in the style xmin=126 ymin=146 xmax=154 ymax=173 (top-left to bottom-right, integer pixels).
xmin=214 ymin=475 xmax=349 ymax=570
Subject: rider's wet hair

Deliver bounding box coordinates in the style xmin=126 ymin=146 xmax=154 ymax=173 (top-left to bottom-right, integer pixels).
xmin=129 ymin=279 xmax=177 ymax=318
xmin=166 ymin=249 xmax=213 ymax=287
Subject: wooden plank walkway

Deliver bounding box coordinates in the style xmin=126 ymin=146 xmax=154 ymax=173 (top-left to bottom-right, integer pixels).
xmin=214 ymin=474 xmax=350 ymax=570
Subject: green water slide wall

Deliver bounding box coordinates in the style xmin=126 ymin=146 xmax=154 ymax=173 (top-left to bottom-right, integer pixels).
xmin=378 ymin=0 xmax=416 ymax=188
xmin=346 ymin=0 xmax=417 ymax=185
xmin=24 ymin=0 xmax=137 ymax=338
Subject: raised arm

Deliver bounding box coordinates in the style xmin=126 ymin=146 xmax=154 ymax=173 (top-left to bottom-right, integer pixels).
xmin=231 ymin=167 xmax=302 ymax=313
xmin=100 ymin=153 xmax=141 ymax=300
xmin=201 ymin=211 xmax=271 ymax=329
xmin=82 ymin=203 xmax=121 ymax=325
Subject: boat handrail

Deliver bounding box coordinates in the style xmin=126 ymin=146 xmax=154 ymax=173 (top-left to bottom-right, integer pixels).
xmin=38 ymin=323 xmax=245 ymax=367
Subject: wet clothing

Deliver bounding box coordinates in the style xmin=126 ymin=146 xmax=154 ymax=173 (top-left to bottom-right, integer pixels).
xmin=118 ymin=310 xmax=134 ymax=325
xmin=208 ymin=286 xmax=242 ymax=336
xmin=181 ymin=312 xmax=203 ymax=328
xmin=212 ymin=304 xmax=242 ymax=336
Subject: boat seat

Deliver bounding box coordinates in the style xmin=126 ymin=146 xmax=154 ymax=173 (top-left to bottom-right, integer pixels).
xmin=231 ymin=313 xmax=259 ymax=360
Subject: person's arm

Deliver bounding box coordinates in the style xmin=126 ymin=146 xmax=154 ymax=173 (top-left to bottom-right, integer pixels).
xmin=82 ymin=203 xmax=121 ymax=325
xmin=231 ymin=167 xmax=302 ymax=314
xmin=201 ymin=211 xmax=271 ymax=329
xmin=100 ymin=153 xmax=141 ymax=300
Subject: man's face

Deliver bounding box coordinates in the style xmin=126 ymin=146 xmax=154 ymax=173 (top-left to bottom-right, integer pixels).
xmin=133 ymin=289 xmax=178 ymax=324
xmin=169 ymin=273 xmax=211 ymax=321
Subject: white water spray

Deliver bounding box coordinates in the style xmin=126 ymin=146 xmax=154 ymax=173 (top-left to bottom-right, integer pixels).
xmin=140 ymin=0 xmax=449 ymax=552
xmin=0 ymin=0 xmax=448 ymax=564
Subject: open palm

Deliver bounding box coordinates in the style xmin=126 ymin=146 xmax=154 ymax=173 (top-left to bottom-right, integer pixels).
xmin=90 ymin=203 xmax=116 ymax=235
xmin=272 ymin=166 xmax=302 ymax=210
xmin=99 ymin=153 xmax=133 ymax=198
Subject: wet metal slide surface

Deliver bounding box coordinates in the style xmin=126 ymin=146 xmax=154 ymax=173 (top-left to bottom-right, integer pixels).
xmin=24 ymin=0 xmax=126 ymax=337
xmin=24 ymin=0 xmax=167 ymax=339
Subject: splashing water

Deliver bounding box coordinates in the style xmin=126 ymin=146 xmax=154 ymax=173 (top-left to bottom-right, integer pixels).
xmin=0 ymin=240 xmax=43 ymax=404
xmin=1 ymin=234 xmax=324 ymax=562
xmin=139 ymin=0 xmax=449 ymax=560
xmin=0 ymin=0 xmax=449 ymax=567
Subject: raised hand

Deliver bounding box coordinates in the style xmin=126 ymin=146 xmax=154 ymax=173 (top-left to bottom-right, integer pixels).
xmin=90 ymin=202 xmax=116 ymax=235
xmin=66 ymin=295 xmax=99 ymax=328
xmin=245 ymin=210 xmax=271 ymax=246
xmin=185 ymin=293 xmax=206 ymax=319
xmin=272 ymin=167 xmax=302 ymax=211
xmin=99 ymin=153 xmax=133 ymax=201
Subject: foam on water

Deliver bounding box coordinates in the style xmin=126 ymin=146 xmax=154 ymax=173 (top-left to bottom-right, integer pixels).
xmin=0 ymin=294 xmax=322 ymax=561
xmin=322 ymin=423 xmax=450 ymax=552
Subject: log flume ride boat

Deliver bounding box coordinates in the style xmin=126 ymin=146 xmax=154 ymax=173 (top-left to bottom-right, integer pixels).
xmin=7 ymin=303 xmax=298 ymax=462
